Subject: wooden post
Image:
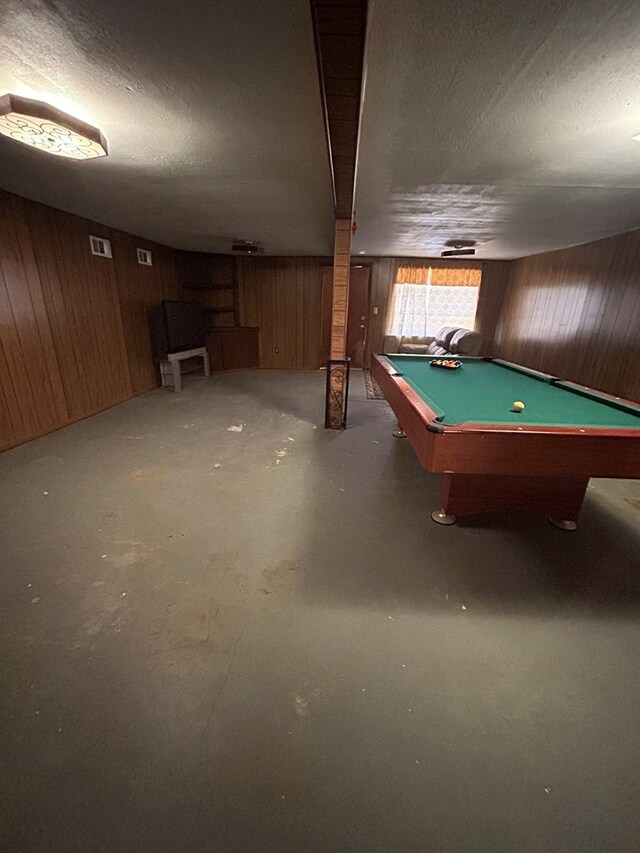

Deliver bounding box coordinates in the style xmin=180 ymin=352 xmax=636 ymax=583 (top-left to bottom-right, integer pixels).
xmin=325 ymin=219 xmax=352 ymax=429
xmin=311 ymin=1 xmax=367 ymax=427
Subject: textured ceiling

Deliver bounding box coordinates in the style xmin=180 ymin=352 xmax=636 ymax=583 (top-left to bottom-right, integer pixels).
xmin=354 ymin=0 xmax=640 ymax=259
xmin=3 ymin=1 xmax=640 ymax=258
xmin=0 ymin=0 xmax=335 ymax=254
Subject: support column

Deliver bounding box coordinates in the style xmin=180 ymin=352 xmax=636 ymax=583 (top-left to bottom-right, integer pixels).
xmin=325 ymin=219 xmax=352 ymax=429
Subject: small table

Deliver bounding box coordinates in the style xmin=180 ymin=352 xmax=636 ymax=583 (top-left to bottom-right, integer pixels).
xmin=372 ymin=354 xmax=640 ymax=529
xmin=159 ymin=347 xmax=210 ymax=393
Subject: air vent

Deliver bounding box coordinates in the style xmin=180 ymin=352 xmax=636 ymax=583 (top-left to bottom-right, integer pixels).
xmin=90 ymin=235 xmax=112 ymax=258
xmin=231 ymin=241 xmax=263 ymax=254
xmin=137 ymin=248 xmax=153 ymax=266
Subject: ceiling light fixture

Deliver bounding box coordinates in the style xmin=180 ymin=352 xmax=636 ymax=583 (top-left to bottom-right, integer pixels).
xmin=441 ymin=239 xmax=477 ymax=258
xmin=0 ymin=93 xmax=107 ymax=160
xmin=633 ymin=133 xmax=640 ymax=141
xmin=441 ymin=248 xmax=476 ymax=257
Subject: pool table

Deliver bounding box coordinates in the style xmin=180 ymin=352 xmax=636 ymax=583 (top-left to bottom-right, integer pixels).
xmin=372 ymin=354 xmax=640 ymax=529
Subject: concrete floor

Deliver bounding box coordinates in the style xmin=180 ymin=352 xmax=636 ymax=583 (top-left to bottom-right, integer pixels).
xmin=1 ymin=370 xmax=640 ymax=853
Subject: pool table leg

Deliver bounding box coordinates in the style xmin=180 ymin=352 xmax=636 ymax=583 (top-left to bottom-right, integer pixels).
xmin=431 ymin=509 xmax=457 ymax=526
xmin=434 ymin=473 xmax=589 ymax=528
xmin=548 ymin=518 xmax=578 ymax=531
xmin=392 ymin=422 xmax=407 ymax=438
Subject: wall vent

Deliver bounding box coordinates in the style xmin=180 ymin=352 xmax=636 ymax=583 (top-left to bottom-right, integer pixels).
xmin=231 ymin=241 xmax=263 ymax=254
xmin=137 ymin=248 xmax=153 ymax=266
xmin=89 ymin=235 xmax=112 ymax=258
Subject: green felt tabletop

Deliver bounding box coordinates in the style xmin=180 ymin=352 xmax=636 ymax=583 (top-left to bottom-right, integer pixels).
xmin=382 ymin=355 xmax=640 ymax=429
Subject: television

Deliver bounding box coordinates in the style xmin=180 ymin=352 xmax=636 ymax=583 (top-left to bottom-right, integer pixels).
xmin=151 ymin=300 xmax=205 ymax=358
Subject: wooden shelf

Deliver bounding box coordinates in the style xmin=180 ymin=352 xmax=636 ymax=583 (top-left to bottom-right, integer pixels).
xmin=209 ymin=325 xmax=259 ymax=332
xmin=205 ymin=307 xmax=235 ymax=314
xmin=184 ymin=283 xmax=236 ymax=291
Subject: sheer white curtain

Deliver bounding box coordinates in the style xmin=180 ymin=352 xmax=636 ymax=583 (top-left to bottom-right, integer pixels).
xmin=388 ymin=268 xmax=481 ymax=338
xmin=389 ymin=282 xmax=431 ymax=338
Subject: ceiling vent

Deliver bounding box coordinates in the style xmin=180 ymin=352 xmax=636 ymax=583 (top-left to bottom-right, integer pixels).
xmin=231 ymin=241 xmax=263 ymax=254
xmin=441 ymin=239 xmax=476 ymax=258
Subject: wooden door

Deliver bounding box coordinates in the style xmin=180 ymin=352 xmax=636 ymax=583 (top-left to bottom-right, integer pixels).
xmin=345 ymin=266 xmax=371 ymax=368
xmin=321 ymin=265 xmax=371 ymax=368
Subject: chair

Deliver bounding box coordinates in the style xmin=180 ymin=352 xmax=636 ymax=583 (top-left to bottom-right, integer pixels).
xmin=383 ymin=326 xmax=484 ymax=357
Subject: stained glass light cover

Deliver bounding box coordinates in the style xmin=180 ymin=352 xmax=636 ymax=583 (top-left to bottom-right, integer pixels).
xmin=0 ymin=94 xmax=107 ymax=160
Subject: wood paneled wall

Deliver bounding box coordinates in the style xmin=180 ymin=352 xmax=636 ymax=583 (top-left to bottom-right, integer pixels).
xmin=237 ymin=256 xmax=328 ymax=368
xmin=0 ymin=190 xmax=515 ymax=452
xmin=236 ymin=255 xmax=510 ymax=370
xmin=474 ymin=261 xmax=511 ymax=354
xmin=6 ymin=180 xmax=639 ymax=453
xmin=494 ymin=231 xmax=640 ymax=402
xmin=0 ymin=190 xmax=180 ymax=452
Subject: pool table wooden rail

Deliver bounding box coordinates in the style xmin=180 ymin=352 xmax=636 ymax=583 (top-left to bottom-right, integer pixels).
xmin=372 ymin=354 xmax=640 ymax=526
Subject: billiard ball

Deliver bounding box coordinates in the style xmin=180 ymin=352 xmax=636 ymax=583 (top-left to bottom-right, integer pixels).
xmin=512 ymin=401 xmax=525 ymax=412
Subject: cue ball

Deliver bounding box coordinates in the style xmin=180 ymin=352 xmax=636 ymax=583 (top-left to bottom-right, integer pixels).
xmin=512 ymin=401 xmax=525 ymax=412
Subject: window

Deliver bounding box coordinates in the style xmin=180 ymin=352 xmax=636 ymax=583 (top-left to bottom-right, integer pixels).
xmin=387 ymin=266 xmax=482 ymax=338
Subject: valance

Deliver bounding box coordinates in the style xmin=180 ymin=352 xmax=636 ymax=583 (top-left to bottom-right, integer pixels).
xmin=395 ymin=266 xmax=482 ymax=287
